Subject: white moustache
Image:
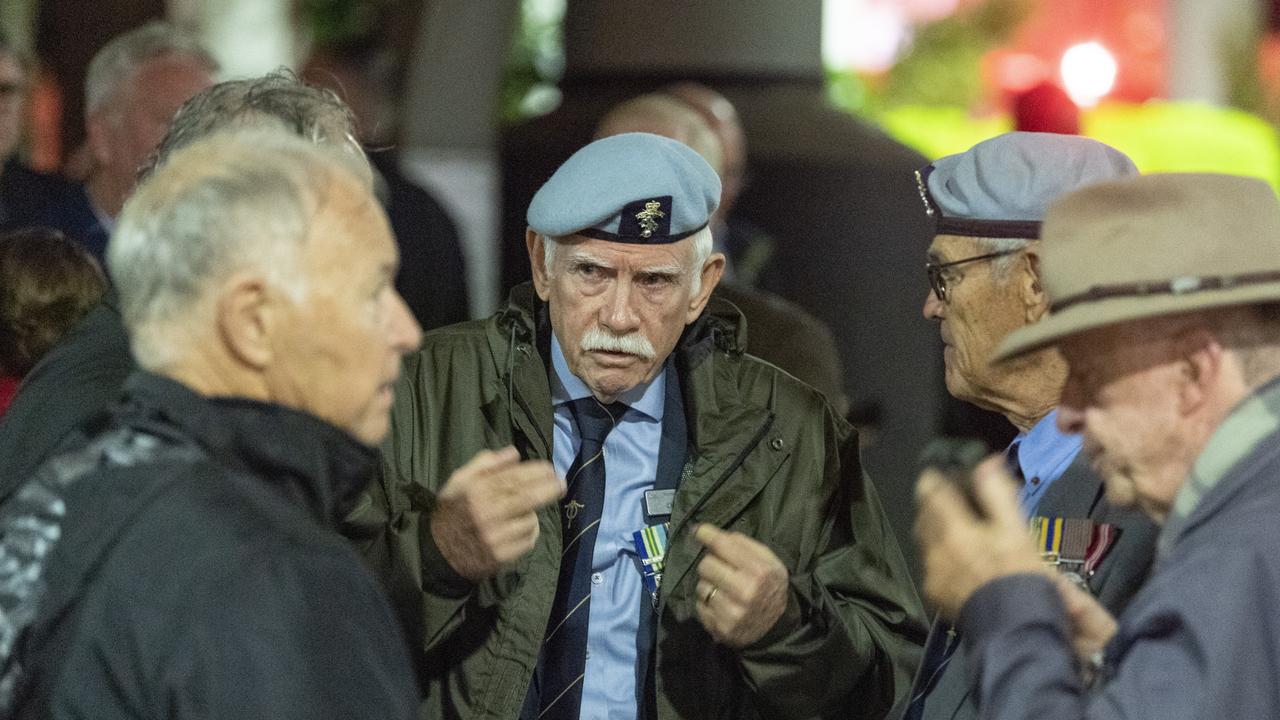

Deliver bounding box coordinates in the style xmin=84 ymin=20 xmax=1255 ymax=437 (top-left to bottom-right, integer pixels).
xmin=580 ymin=327 xmax=656 ymax=360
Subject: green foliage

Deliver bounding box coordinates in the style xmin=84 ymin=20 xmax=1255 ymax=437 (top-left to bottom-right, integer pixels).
xmin=297 ymin=0 xmax=397 ymax=47
xmin=500 ymin=0 xmax=565 ymax=123
xmin=829 ymin=0 xmax=1034 ymax=116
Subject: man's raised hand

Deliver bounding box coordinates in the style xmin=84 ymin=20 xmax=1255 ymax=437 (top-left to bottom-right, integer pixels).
xmin=430 ymin=447 xmax=563 ymax=582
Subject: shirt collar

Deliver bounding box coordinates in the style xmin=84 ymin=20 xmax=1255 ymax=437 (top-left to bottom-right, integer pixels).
xmin=1015 ymin=409 xmax=1083 ymax=486
xmin=550 ymin=333 xmax=666 ymax=421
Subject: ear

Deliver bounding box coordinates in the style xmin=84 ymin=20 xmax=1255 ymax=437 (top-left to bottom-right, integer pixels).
xmin=685 ymin=252 xmax=726 ymax=324
xmin=526 ymin=228 xmax=551 ymax=301
xmin=1019 ymin=245 xmax=1049 ymax=323
xmin=84 ymin=110 xmax=114 ymax=167
xmin=214 ymin=272 xmax=278 ymax=371
xmin=1171 ymin=326 xmax=1222 ymax=415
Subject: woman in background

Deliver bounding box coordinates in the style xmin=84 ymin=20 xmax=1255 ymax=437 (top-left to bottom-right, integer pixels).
xmin=0 ymin=228 xmax=105 ymax=415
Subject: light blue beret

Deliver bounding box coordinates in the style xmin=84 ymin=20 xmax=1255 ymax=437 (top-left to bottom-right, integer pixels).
xmin=527 ymin=132 xmax=721 ymax=243
xmin=915 ymin=132 xmax=1138 ymax=238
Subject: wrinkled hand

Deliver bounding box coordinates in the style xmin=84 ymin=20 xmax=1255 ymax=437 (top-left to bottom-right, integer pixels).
xmin=1053 ymin=574 xmax=1117 ymax=660
xmin=430 ymin=447 xmax=563 ymax=582
xmin=915 ymin=456 xmax=1047 ymax=620
xmin=692 ymin=524 xmax=789 ymax=648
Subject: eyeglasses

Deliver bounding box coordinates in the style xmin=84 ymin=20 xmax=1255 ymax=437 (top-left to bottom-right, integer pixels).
xmin=925 ymin=249 xmax=1022 ymax=302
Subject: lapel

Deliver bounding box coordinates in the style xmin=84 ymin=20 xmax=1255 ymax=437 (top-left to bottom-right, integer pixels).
xmin=660 ymin=347 xmax=782 ymax=604
xmin=1033 ymin=453 xmax=1104 ymax=519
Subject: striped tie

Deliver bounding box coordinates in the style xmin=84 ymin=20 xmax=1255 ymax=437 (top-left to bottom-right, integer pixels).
xmin=534 ymin=397 xmax=626 ymax=719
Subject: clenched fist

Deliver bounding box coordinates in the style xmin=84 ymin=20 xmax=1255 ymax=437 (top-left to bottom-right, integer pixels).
xmin=693 ymin=524 xmax=790 ymax=648
xmin=431 ymin=447 xmax=563 ymax=582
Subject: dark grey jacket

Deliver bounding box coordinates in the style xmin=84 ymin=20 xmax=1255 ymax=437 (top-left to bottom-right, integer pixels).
xmin=900 ymin=452 xmax=1158 ymax=720
xmin=957 ymin=375 xmax=1280 ymax=719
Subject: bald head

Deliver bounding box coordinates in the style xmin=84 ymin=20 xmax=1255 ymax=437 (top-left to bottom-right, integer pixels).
xmin=663 ymin=82 xmax=746 ymax=213
xmin=595 ymin=94 xmax=723 ymax=175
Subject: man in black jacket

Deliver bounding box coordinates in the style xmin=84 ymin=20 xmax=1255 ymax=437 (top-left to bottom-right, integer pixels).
xmin=2 ymin=128 xmax=424 ymax=718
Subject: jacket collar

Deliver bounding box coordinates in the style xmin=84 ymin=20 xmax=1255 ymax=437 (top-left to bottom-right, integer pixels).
xmin=118 ymin=371 xmax=377 ymax=524
xmin=1159 ymin=372 xmax=1280 ymax=559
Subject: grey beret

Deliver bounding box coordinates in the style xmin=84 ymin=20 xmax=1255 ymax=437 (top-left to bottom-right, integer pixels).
xmin=915 ymin=131 xmax=1138 ymax=238
xmin=527 ymin=132 xmax=721 ymax=243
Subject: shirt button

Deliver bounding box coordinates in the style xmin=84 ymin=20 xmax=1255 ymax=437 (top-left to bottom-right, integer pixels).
xmin=591 ymin=572 xmax=603 ymax=585
xmin=1031 ymin=476 xmax=1042 ymax=486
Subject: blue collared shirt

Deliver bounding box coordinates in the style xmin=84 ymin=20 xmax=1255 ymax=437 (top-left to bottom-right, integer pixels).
xmin=1012 ymin=409 xmax=1083 ymax=515
xmin=550 ymin=335 xmax=664 ymax=720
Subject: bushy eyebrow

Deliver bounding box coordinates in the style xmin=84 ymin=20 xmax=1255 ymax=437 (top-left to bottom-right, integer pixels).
xmin=638 ymin=264 xmax=682 ymax=277
xmin=565 ymin=251 xmax=612 ymax=270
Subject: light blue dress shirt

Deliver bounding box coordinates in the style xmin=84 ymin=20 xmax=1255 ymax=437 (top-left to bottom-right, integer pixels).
xmin=1012 ymin=409 xmax=1084 ymax=515
xmin=550 ymin=335 xmax=664 ymax=720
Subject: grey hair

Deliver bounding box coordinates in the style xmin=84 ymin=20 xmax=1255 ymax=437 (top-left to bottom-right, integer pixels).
xmin=139 ymin=68 xmax=366 ymax=184
xmin=84 ymin=21 xmax=218 ymax=115
xmin=972 ymin=236 xmax=1034 ymax=279
xmin=542 ymin=226 xmax=715 ymax=295
xmin=110 ymin=128 xmax=361 ymax=369
xmin=1211 ymin=302 xmax=1280 ymax=387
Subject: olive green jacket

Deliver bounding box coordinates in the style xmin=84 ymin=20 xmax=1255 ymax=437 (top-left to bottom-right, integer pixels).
xmin=346 ymin=285 xmax=926 ymax=720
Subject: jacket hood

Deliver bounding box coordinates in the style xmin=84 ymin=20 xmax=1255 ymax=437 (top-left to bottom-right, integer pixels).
xmin=119 ymin=371 xmax=378 ymax=524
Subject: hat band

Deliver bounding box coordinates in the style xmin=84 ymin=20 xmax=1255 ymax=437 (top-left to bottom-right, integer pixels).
xmin=1049 ymin=269 xmax=1280 ymax=314
xmin=935 ymin=217 xmax=1042 ymax=239
xmin=915 ymin=167 xmax=1042 ymax=239
xmin=577 ymin=222 xmax=708 ymax=244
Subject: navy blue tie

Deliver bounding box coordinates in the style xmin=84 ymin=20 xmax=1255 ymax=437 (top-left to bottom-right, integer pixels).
xmin=534 ymin=397 xmax=625 ymax=719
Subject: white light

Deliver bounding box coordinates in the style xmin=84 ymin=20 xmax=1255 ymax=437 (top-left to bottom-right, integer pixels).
xmin=1060 ymin=42 xmax=1117 ymax=107
xmin=823 ymin=0 xmax=909 ymax=73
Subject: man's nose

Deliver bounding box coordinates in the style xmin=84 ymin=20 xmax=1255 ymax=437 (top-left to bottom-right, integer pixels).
xmin=601 ymin=280 xmax=641 ymax=334
xmin=923 ymin=287 xmax=944 ymax=320
xmin=389 ymin=291 xmax=423 ymax=353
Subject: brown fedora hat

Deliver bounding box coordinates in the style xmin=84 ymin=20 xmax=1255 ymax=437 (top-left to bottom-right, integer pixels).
xmin=995 ymin=173 xmax=1280 ymax=361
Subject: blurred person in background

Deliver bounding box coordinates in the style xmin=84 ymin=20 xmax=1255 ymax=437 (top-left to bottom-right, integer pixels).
xmin=304 ymin=37 xmax=470 ymax=330
xmin=0 ymin=228 xmax=104 ymax=416
xmin=661 ymin=81 xmax=770 ymax=286
xmin=0 ymin=32 xmax=73 ymax=233
xmin=36 ymin=21 xmax=215 ymax=265
xmin=0 ymin=71 xmax=369 ymax=504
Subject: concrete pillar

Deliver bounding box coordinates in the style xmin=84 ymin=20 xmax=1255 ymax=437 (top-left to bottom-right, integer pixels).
xmin=401 ymin=0 xmax=521 ymax=317
xmin=1168 ymin=0 xmax=1262 ymax=104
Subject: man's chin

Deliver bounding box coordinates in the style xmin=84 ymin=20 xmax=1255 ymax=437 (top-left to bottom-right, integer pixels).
xmin=583 ymin=370 xmax=647 ymax=402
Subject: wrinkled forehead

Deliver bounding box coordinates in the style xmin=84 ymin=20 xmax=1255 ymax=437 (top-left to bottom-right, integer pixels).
xmin=926 ymin=233 xmax=985 ymax=262
xmin=559 ymin=233 xmax=692 ymax=269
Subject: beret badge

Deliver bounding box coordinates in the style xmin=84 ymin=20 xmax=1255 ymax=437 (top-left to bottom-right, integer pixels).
xmin=635 ymin=199 xmax=667 ymax=239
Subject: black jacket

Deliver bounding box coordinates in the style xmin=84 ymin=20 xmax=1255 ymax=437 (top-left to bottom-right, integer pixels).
xmin=14 ymin=372 xmax=417 ymax=719
xmin=0 ymin=290 xmax=132 ymax=503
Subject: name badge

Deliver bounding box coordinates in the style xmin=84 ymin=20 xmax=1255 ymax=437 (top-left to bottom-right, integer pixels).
xmin=644 ymin=489 xmax=675 ymax=519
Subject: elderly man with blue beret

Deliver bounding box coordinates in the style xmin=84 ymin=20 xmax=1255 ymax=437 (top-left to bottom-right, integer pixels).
xmin=353 ymin=132 xmax=926 ymax=719
xmin=898 ymin=132 xmax=1159 ymax=720
xmin=916 ymin=172 xmax=1280 ymax=719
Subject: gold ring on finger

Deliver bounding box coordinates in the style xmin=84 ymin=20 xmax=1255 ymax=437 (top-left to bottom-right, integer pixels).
xmin=703 ymin=585 xmax=719 ymax=605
